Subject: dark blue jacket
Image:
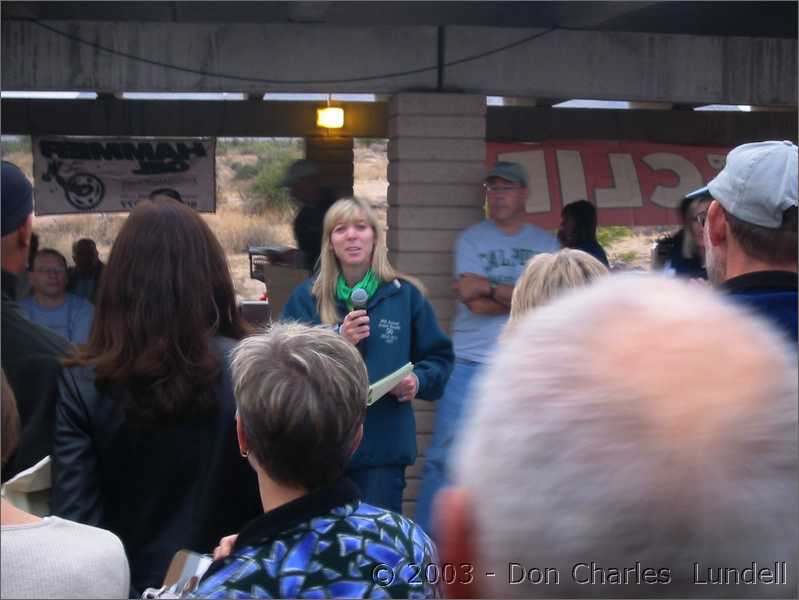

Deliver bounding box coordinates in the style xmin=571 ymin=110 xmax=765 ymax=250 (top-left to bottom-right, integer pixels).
xmin=722 ymin=271 xmax=798 ymax=344
xmin=281 ymin=278 xmax=454 ymax=469
xmin=572 ymin=239 xmax=609 ymax=268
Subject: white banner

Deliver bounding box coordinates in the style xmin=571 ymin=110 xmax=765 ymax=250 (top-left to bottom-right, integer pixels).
xmin=32 ymin=136 xmax=216 ymax=215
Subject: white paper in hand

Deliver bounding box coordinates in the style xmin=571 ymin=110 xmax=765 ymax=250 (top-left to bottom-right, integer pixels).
xmin=367 ymin=362 xmax=414 ymax=406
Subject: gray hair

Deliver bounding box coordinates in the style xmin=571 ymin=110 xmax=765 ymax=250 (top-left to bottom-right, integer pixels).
xmin=452 ymin=274 xmax=798 ymax=597
xmin=231 ymin=322 xmax=368 ymax=490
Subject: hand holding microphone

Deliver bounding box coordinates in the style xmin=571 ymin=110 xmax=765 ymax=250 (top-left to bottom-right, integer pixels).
xmin=340 ymin=288 xmax=370 ymax=347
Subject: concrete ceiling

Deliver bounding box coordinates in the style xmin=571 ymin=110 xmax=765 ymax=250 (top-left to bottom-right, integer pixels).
xmin=2 ymin=1 xmax=797 ymax=38
xmin=2 ymin=1 xmax=796 ymax=105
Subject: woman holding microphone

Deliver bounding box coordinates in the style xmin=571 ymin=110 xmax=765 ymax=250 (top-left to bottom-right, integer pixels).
xmin=282 ymin=197 xmax=453 ymax=514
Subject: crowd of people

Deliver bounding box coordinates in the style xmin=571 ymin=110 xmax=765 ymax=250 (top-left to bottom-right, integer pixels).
xmin=0 ymin=138 xmax=796 ymax=600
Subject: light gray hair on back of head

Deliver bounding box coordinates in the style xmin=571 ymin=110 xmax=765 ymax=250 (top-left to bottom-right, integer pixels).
xmin=231 ymin=321 xmax=368 ymax=491
xmin=452 ymin=273 xmax=798 ymax=598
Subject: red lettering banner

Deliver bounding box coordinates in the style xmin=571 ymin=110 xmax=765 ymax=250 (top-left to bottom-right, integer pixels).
xmin=487 ymin=140 xmax=731 ymax=228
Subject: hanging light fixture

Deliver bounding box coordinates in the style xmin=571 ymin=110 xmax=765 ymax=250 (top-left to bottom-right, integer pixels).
xmin=317 ymin=94 xmax=344 ymax=129
xmin=316 ymin=106 xmax=344 ymax=129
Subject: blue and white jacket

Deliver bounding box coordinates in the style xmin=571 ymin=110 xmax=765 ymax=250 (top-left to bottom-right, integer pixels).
xmin=281 ymin=278 xmax=454 ymax=469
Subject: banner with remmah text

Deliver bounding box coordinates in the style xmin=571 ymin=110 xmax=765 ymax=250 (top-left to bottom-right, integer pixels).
xmin=488 ymin=140 xmax=731 ymax=229
xmin=32 ymin=136 xmax=216 ymax=215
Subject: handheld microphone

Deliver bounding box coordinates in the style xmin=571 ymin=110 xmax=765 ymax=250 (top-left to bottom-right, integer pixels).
xmin=350 ymin=288 xmax=369 ymax=356
xmin=350 ymin=288 xmax=369 ymax=310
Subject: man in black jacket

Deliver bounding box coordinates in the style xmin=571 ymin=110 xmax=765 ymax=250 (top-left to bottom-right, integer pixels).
xmin=1 ymin=161 xmax=68 ymax=481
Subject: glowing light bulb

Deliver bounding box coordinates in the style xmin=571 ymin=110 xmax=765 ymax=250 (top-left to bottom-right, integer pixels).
xmin=316 ymin=107 xmax=344 ymax=129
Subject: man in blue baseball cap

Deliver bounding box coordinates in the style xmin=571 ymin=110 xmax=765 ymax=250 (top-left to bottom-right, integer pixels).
xmin=415 ymin=161 xmax=560 ymax=534
xmin=1 ymin=161 xmax=68 ymax=484
xmin=699 ymin=140 xmax=797 ymax=342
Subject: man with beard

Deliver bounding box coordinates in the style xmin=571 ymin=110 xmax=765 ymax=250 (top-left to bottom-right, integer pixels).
xmin=699 ymin=140 xmax=797 ymax=342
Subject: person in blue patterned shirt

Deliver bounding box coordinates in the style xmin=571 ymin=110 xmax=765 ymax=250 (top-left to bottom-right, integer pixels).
xmin=193 ymin=322 xmax=440 ymax=599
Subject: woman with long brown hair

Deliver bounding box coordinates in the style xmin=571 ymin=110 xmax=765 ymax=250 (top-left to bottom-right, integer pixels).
xmin=51 ymin=198 xmax=261 ymax=595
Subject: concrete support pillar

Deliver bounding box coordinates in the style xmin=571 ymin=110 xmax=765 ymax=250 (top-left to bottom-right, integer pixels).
xmin=305 ymin=136 xmax=354 ymax=199
xmin=387 ymin=93 xmax=487 ymax=333
xmin=387 ymin=93 xmax=486 ymax=518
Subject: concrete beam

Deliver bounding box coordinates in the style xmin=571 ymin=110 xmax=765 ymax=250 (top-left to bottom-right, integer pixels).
xmin=486 ymin=107 xmax=798 ymax=146
xmin=445 ymin=26 xmax=797 ymax=106
xmin=0 ymin=98 xmax=389 ymax=137
xmin=1 ymin=20 xmax=438 ymax=93
xmin=3 ymin=20 xmax=795 ymax=105
xmin=4 ymin=98 xmax=795 ymax=148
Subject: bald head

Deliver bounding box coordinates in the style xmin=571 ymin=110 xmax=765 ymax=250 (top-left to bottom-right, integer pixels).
xmin=440 ymin=274 xmax=798 ymax=598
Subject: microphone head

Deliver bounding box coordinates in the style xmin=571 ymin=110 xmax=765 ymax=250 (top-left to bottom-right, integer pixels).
xmin=351 ymin=288 xmax=369 ymax=309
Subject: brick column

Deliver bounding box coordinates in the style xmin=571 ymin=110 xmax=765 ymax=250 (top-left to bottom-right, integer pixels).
xmin=387 ymin=93 xmax=486 ymax=332
xmin=305 ymin=136 xmax=354 ymax=199
xmin=386 ymin=93 xmax=486 ymax=517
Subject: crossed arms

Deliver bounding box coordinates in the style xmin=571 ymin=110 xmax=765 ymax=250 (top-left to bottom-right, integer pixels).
xmin=453 ymin=273 xmax=512 ymax=315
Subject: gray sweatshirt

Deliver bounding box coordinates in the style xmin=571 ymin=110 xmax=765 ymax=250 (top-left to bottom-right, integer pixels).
xmin=1 ymin=516 xmax=130 ymax=599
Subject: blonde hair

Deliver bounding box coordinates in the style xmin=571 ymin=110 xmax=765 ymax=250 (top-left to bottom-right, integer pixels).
xmin=508 ymin=249 xmax=608 ymax=327
xmin=312 ymin=197 xmax=424 ymax=324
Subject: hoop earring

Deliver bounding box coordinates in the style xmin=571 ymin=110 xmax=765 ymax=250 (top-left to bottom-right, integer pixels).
xmin=240 ymin=450 xmax=249 ymax=458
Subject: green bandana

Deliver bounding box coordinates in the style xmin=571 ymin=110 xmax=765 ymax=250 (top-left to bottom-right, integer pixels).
xmin=336 ymin=270 xmax=380 ymax=311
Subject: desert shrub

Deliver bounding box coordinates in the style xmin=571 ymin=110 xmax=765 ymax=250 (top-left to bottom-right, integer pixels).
xmin=615 ymin=250 xmax=639 ymax=263
xmin=597 ymin=226 xmax=633 ymax=248
xmin=33 ymin=213 xmax=126 ymax=261
xmin=245 ymin=154 xmax=302 ymax=215
xmin=1 ymin=136 xmax=32 ymax=157
xmin=203 ymin=209 xmax=295 ymax=253
xmin=231 ymin=161 xmax=260 ymax=181
xmin=220 ymin=138 xmax=302 ymax=158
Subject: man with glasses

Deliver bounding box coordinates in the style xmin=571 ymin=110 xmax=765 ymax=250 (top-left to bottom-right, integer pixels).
xmin=21 ymin=249 xmax=94 ymax=345
xmin=415 ymin=161 xmax=559 ymax=534
xmin=698 ymin=140 xmax=797 ymax=342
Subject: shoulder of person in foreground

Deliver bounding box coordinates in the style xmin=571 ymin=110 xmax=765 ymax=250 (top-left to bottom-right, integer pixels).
xmin=2 ymin=516 xmax=130 ymax=598
xmin=191 ymin=502 xmax=441 ymax=599
xmin=1 ymin=299 xmax=70 ymax=357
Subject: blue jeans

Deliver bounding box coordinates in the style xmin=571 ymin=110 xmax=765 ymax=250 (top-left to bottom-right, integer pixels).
xmin=414 ymin=359 xmax=483 ymax=537
xmin=347 ymin=465 xmax=406 ymax=514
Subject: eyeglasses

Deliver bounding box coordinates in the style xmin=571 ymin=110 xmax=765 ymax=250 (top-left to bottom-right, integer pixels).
xmin=484 ymin=184 xmax=522 ymax=193
xmin=695 ymin=210 xmax=709 ymax=227
xmin=34 ymin=268 xmax=66 ymax=275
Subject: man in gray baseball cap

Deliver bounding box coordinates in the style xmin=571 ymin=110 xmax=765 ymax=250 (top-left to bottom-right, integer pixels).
xmin=698 ymin=140 xmax=797 ymax=342
xmin=415 ymin=160 xmax=560 ymax=533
